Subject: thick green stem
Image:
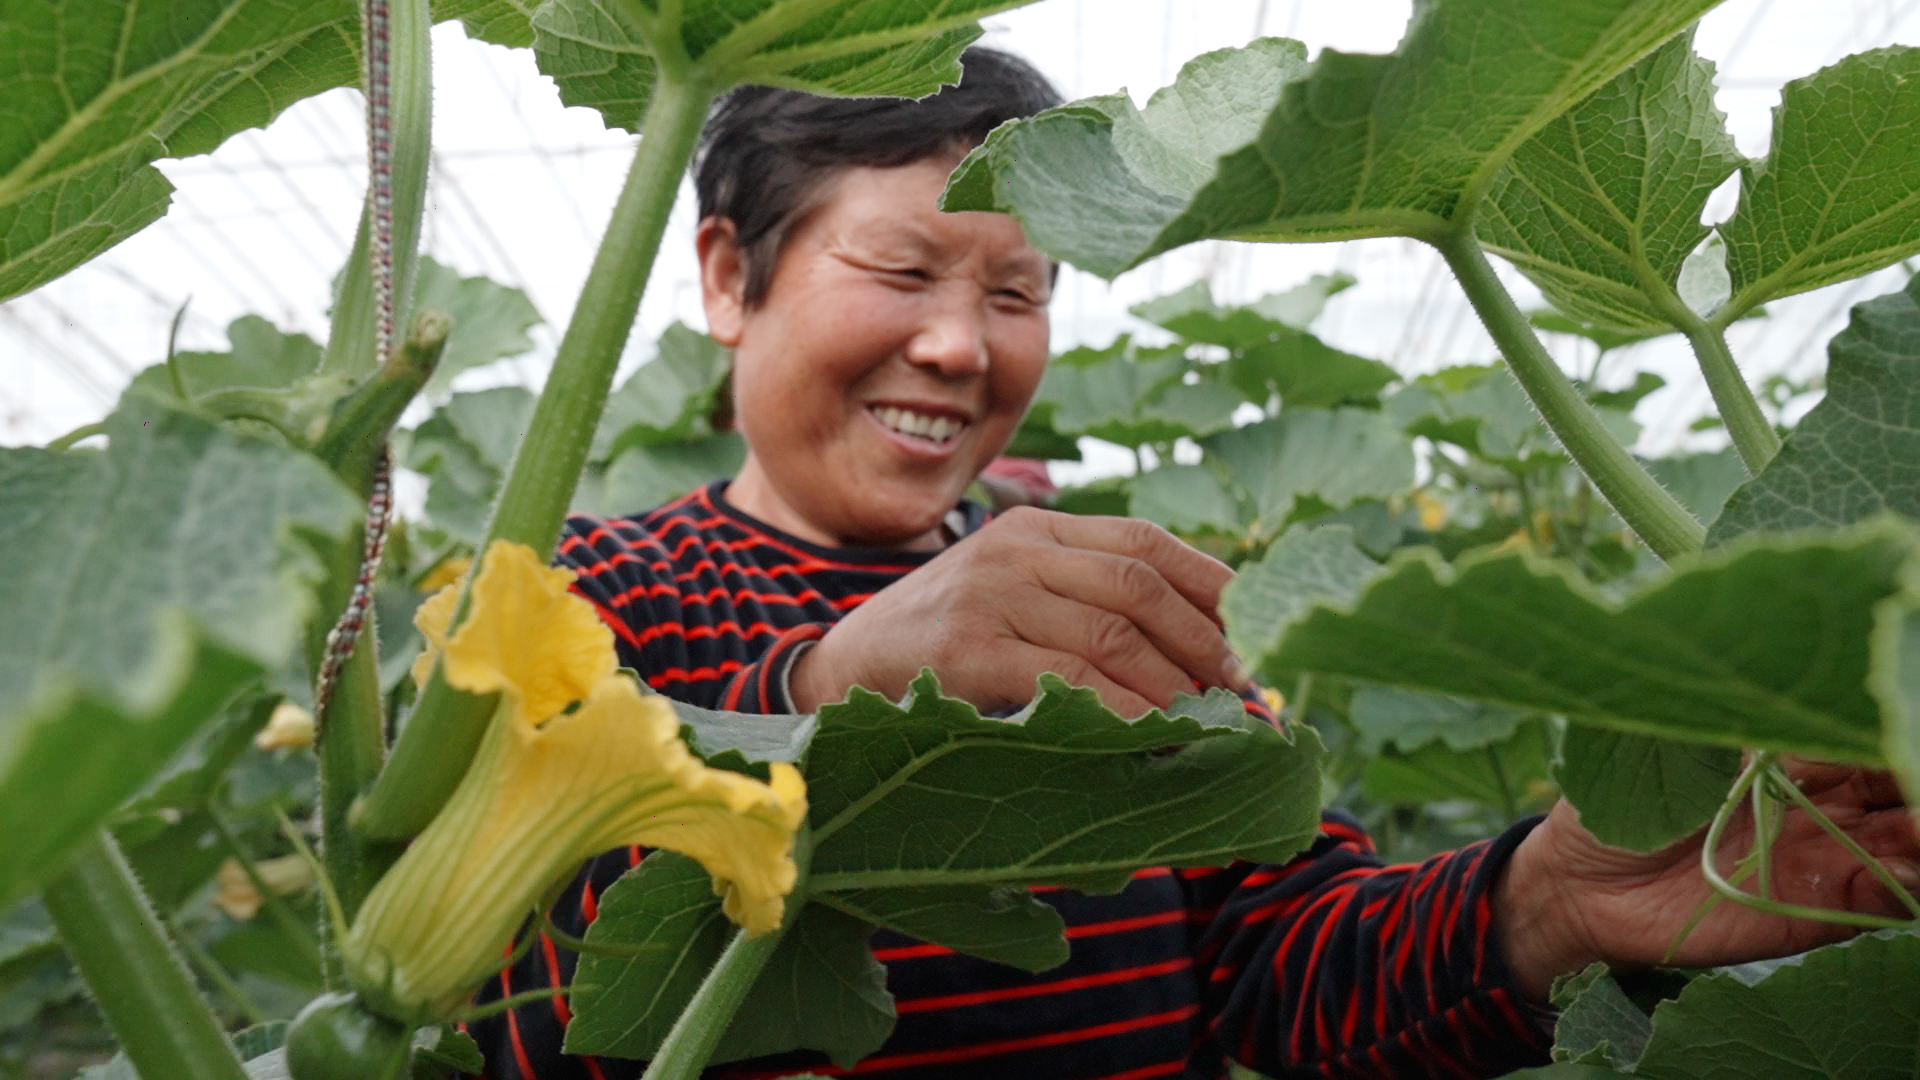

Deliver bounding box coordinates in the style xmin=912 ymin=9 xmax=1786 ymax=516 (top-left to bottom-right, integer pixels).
xmin=1432 ymin=229 xmax=1705 ymax=561
xmin=354 ymin=73 xmax=717 ymax=843
xmin=307 ymin=316 xmax=448 ymax=932
xmin=640 ymin=925 xmax=789 ymax=1080
xmin=1682 ymin=320 xmax=1782 ymax=475
xmin=323 ymin=0 xmax=434 ymax=378
xmin=41 ymin=833 xmax=251 ymax=1080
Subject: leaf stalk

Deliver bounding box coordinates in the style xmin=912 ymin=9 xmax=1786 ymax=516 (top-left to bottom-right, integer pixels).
xmin=1680 ymin=319 xmax=1781 ymax=474
xmin=639 ymin=923 xmax=791 ymax=1080
xmin=1431 ymin=228 xmax=1705 ymax=560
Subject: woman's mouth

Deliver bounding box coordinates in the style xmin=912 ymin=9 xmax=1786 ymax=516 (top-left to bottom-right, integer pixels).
xmin=868 ymin=405 xmax=969 ymax=447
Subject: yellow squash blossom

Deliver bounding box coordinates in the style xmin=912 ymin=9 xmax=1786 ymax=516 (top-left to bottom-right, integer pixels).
xmin=346 ymin=541 xmax=807 ymax=1022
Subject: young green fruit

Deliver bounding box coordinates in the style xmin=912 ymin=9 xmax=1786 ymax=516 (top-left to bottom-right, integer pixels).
xmin=285 ymin=992 xmax=412 ymax=1080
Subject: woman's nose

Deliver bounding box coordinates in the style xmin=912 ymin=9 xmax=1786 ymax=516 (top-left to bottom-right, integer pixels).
xmin=903 ymin=304 xmax=990 ymax=378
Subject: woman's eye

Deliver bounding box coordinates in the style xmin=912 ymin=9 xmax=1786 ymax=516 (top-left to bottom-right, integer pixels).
xmin=885 ymin=267 xmax=933 ymax=283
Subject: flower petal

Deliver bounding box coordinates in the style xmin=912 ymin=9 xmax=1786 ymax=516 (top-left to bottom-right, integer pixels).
xmin=345 ymin=675 xmax=807 ymax=1019
xmin=410 ymin=580 xmax=461 ymax=691
xmin=440 ymin=540 xmax=616 ymax=724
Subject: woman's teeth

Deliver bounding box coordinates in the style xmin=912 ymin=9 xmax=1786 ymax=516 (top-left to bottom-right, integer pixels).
xmin=873 ymin=406 xmax=965 ymax=443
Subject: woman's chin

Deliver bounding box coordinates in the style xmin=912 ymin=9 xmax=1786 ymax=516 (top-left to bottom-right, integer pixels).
xmin=836 ymin=490 xmax=962 ymax=550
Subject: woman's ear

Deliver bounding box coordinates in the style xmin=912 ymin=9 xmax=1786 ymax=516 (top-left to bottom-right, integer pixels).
xmin=696 ymin=216 xmax=749 ymax=347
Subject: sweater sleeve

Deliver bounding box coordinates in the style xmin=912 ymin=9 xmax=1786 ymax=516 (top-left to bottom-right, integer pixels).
xmin=1185 ymin=813 xmax=1555 ymax=1079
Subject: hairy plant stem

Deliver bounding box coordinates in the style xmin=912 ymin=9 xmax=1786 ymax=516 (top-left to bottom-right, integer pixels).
xmin=1684 ymin=319 xmax=1781 ymax=474
xmin=1432 ymin=228 xmax=1704 ymax=561
xmin=640 ymin=924 xmax=790 ymax=1080
xmin=355 ymin=72 xmax=717 ymax=843
xmin=41 ymin=833 xmax=251 ymax=1080
xmin=323 ymin=0 xmax=433 ymax=378
xmin=307 ymin=316 xmax=448 ymax=936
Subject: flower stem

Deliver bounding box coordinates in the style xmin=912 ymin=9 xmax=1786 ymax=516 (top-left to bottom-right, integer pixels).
xmin=1682 ymin=319 xmax=1781 ymax=475
xmin=640 ymin=925 xmax=790 ymax=1080
xmin=41 ymin=832 xmax=250 ymax=1080
xmin=1431 ymin=228 xmax=1705 ymax=561
xmin=354 ymin=72 xmax=716 ymax=843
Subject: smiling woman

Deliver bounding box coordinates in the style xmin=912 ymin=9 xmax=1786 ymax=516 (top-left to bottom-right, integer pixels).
xmin=704 ymin=157 xmax=1052 ymax=551
xmin=462 ymin=47 xmax=1572 ymax=1080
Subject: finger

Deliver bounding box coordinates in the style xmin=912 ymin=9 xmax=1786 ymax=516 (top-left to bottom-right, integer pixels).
xmin=1000 ymin=640 xmax=1160 ymax=718
xmin=1005 ymin=587 xmax=1199 ymax=709
xmin=1019 ymin=544 xmax=1241 ymax=689
xmin=1023 ymin=511 xmax=1235 ymax=623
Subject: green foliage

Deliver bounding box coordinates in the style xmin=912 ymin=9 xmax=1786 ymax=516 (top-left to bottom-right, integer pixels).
xmin=1553 ymin=729 xmax=1740 ymax=852
xmin=1627 ymin=932 xmax=1920 ymax=1078
xmin=1477 ymin=34 xmax=1741 ymax=332
xmin=945 ymin=1 xmax=1722 ymax=270
xmin=1710 ymin=273 xmax=1920 ymax=543
xmin=410 ymin=257 xmax=543 ymax=397
xmin=529 ymin=0 xmax=1043 ymax=137
xmin=0 ymin=401 xmax=358 ymax=910
xmin=591 ymin=323 xmax=733 ymax=460
xmin=1551 ymin=963 xmax=1651 ymax=1069
xmin=1228 ymin=523 xmax=1916 ymax=763
xmin=566 ymin=675 xmax=1325 ymax=1064
xmin=1720 ymin=49 xmax=1920 ymax=319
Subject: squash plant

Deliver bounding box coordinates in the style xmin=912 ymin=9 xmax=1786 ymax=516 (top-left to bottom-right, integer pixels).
xmin=949 ymin=4 xmax=1920 ymax=1076
xmin=3 ymin=1 xmax=1919 ymax=1079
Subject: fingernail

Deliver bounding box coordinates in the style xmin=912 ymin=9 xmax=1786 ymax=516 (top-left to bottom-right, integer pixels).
xmin=1886 ymin=859 xmax=1920 ymax=892
xmin=1222 ymin=651 xmax=1251 ymax=687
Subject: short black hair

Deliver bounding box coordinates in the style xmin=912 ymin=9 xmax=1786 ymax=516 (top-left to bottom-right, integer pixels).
xmin=694 ymin=46 xmax=1063 ymax=306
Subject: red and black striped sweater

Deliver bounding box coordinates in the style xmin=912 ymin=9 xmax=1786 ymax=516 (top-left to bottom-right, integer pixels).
xmin=464 ymin=482 xmax=1554 ymax=1080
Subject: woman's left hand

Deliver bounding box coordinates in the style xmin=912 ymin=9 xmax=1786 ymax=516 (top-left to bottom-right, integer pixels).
xmin=1496 ymin=762 xmax=1920 ymax=1001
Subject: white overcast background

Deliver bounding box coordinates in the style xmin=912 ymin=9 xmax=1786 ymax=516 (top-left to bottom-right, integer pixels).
xmin=4 ymin=0 xmax=1919 ymax=484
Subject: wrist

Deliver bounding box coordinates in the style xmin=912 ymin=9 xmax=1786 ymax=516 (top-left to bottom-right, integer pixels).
xmin=1495 ymin=818 xmax=1608 ymax=1002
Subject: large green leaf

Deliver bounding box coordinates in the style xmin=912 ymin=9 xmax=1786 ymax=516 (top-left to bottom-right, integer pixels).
xmin=0 ymin=401 xmax=358 ymax=909
xmin=1129 ymin=273 xmax=1354 ymax=349
xmin=944 ymin=1 xmax=1722 ymax=276
xmin=1630 ymin=932 xmax=1920 ymax=1079
xmin=1036 ymin=350 xmax=1240 ymax=449
xmin=1554 ymin=727 xmax=1740 ymax=852
xmin=1550 ymin=963 xmax=1651 ymax=1069
xmin=1202 ymin=409 xmax=1415 ymax=533
xmin=1128 ymin=464 xmax=1243 ymax=536
xmin=411 ymin=257 xmax=543 ymax=397
xmin=0 ymin=166 xmax=172 ymax=303
xmin=591 ymin=323 xmax=731 ymax=461
xmin=1721 ymin=47 xmax=1920 ymax=319
xmin=1227 ymin=523 xmax=1918 ymax=762
xmin=1477 ymin=34 xmax=1742 ymax=332
xmin=568 ymin=853 xmax=894 ymax=1068
xmin=802 ymin=676 xmax=1324 ymax=892
xmin=404 ymin=387 xmax=537 ymax=542
xmin=1709 ymin=273 xmax=1920 ymax=544
xmin=814 ymin=884 xmax=1066 ymax=973
xmin=1224 ymin=331 xmax=1400 ymax=411
xmin=532 ymin=0 xmax=1045 ymax=136
xmin=1220 ymin=525 xmax=1382 ymax=670
xmin=1347 ymin=686 xmax=1529 ymax=753
xmin=1361 ymin=718 xmax=1555 ymax=814
xmin=590 ymin=432 xmax=748 ymax=517
xmin=569 ymin=677 xmax=1325 ymax=1063
xmin=0 ymin=0 xmax=360 ymax=298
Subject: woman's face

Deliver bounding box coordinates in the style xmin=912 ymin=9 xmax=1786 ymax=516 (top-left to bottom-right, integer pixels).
xmin=702 ymin=156 xmax=1052 ymax=550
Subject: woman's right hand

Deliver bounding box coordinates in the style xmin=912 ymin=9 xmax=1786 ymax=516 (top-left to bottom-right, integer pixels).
xmin=788 ymin=507 xmax=1247 ymax=717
